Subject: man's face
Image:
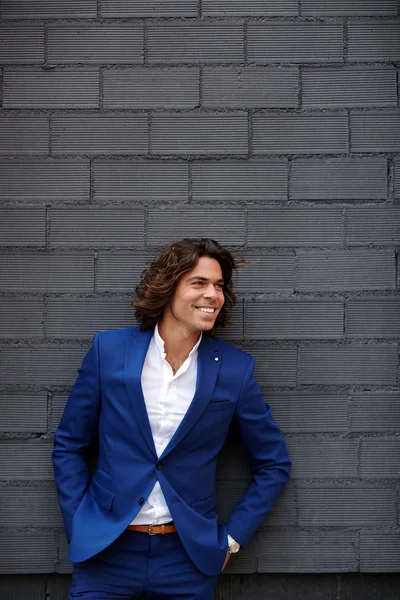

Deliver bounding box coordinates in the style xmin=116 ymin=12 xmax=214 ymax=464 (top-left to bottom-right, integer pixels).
xmin=164 ymin=256 xmax=225 ymax=334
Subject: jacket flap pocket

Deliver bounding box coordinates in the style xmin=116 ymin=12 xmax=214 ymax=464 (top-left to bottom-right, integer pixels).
xmin=191 ymin=492 xmax=216 ymax=515
xmin=88 ymin=478 xmax=114 ymax=511
xmin=206 ymin=400 xmax=232 ymax=411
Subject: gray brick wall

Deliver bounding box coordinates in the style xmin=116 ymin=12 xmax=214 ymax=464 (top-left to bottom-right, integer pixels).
xmin=0 ymin=0 xmax=399 ymax=596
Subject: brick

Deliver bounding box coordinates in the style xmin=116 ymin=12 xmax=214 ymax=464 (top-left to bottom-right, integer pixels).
xmin=216 ymin=440 xmax=253 ymax=483
xmin=97 ymin=251 xmax=294 ymax=294
xmin=148 ymin=206 xmax=245 ymax=246
xmin=0 ymin=487 xmax=63 ymax=527
xmin=287 ymin=438 xmax=358 ymax=478
xmin=0 ymin=345 xmax=87 ymax=385
xmin=96 ymin=250 xmax=153 ymax=292
xmin=245 ymin=300 xmax=343 ymax=339
xmin=299 ymin=345 xmax=398 ymax=385
xmin=0 ymin=298 xmax=43 ymax=338
xmin=291 ymin=158 xmax=387 ymax=201
xmin=147 ymin=23 xmax=243 ymax=64
xmin=361 ymin=439 xmax=400 ymax=479
xmin=216 ymin=442 xmax=296 ymax=525
xmin=101 ymin=0 xmax=197 ymax=17
xmin=302 ymin=0 xmax=398 ymax=16
xmin=217 ymin=477 xmax=296 ymax=527
xmin=347 ymin=300 xmax=400 ymax=338
xmin=0 ymin=252 xmax=94 ymax=292
xmin=0 ymin=207 xmax=45 ymax=246
xmin=350 ymin=391 xmax=400 ymax=432
xmin=346 ymin=208 xmax=400 ymax=245
xmin=57 ymin=537 xmax=72 ymax=575
xmin=302 ymin=67 xmax=397 ymax=109
xmin=192 ymin=160 xmax=287 ymax=203
xmin=214 ymin=300 xmax=243 ymax=341
xmin=351 ymin=112 xmax=400 ymax=153
xmin=151 ymin=113 xmax=247 ymax=155
xmin=202 ymin=67 xmax=298 ymax=108
xmin=247 ymin=347 xmax=297 ymax=387
xmin=248 ymin=23 xmax=343 ymax=63
xmin=52 ymin=114 xmax=148 ymax=156
xmin=0 ymin=392 xmax=47 ymax=432
xmin=47 ymin=297 xmax=134 ymax=338
xmin=3 ymin=68 xmax=99 ymax=109
xmin=298 ymin=487 xmax=395 ymax=526
xmin=103 ymin=67 xmax=199 ymax=109
xmin=361 ymin=533 xmax=400 ymax=572
xmin=47 ymin=24 xmax=143 ymax=64
xmin=264 ymin=487 xmax=296 ymax=527
xmin=0 ymin=533 xmax=55 ymax=574
xmin=0 ymin=159 xmax=90 ymax=204
xmin=348 ymin=21 xmax=400 ymax=62
xmin=252 ymin=113 xmax=348 ymax=154
xmin=236 ymin=254 xmax=295 ymax=293
xmin=247 ymin=207 xmax=343 ymax=247
xmin=0 ymin=440 xmax=53 ymax=480
xmin=2 ymin=0 xmax=97 ymax=18
xmin=51 ymin=394 xmax=68 ymax=433
xmin=0 ymin=114 xmax=49 ymax=155
xmin=0 ymin=24 xmax=43 ymax=64
xmin=203 ymin=0 xmax=297 ymax=15
xmin=0 ymin=577 xmax=44 ymax=600
xmin=297 ymin=251 xmax=395 ymax=292
xmin=49 ymin=207 xmax=145 ymax=247
xmin=93 ymin=160 xmax=187 ymax=204
xmin=258 ymin=530 xmax=357 ymax=572
xmin=269 ymin=392 xmax=348 ymax=433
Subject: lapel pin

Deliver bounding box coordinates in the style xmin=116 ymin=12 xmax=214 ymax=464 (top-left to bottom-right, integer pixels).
xmin=214 ymin=357 xmax=219 ymax=361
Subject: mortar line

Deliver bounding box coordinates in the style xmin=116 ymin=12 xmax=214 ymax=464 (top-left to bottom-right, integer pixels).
xmin=199 ymin=66 xmax=203 ymax=108
xmin=343 ymin=18 xmax=348 ymax=64
xmin=93 ymin=250 xmax=98 ymax=293
xmin=43 ymin=21 xmax=48 ymax=65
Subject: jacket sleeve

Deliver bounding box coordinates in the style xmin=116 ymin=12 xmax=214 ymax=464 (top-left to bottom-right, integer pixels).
xmin=52 ymin=333 xmax=101 ymax=541
xmin=226 ymin=355 xmax=291 ymax=548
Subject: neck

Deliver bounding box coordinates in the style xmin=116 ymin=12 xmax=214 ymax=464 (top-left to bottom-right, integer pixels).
xmin=157 ymin=319 xmax=201 ymax=358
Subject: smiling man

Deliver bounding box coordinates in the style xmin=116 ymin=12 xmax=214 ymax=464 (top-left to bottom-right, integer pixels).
xmin=53 ymin=238 xmax=291 ymax=600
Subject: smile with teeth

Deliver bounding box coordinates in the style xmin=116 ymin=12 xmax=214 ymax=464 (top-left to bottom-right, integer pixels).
xmin=197 ymin=307 xmax=216 ymax=313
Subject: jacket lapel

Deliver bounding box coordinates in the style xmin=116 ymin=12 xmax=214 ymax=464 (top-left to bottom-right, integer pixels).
xmin=160 ymin=334 xmax=221 ymax=460
xmin=124 ymin=326 xmax=157 ymax=457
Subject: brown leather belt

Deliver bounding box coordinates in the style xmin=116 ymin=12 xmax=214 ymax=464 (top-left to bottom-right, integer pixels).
xmin=127 ymin=523 xmax=177 ymax=536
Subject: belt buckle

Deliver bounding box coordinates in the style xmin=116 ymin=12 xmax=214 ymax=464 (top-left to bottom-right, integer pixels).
xmin=148 ymin=524 xmax=156 ymax=536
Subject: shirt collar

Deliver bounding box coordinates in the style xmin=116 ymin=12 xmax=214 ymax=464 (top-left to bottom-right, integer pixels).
xmin=154 ymin=323 xmax=202 ymax=360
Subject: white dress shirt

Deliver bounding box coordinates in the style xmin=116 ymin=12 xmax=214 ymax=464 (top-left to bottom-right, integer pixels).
xmin=130 ymin=324 xmax=202 ymax=525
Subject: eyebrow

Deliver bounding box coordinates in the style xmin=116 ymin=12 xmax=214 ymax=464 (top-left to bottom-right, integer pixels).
xmin=186 ymin=276 xmax=224 ymax=284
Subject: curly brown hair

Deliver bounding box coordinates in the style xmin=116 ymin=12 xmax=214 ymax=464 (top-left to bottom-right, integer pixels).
xmin=133 ymin=238 xmax=238 ymax=330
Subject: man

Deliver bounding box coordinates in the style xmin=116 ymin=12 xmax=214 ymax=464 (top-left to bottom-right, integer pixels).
xmin=53 ymin=238 xmax=291 ymax=600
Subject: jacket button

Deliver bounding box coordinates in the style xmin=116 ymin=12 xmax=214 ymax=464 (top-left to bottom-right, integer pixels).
xmin=139 ymin=497 xmax=145 ymax=505
xmin=156 ymin=462 xmax=163 ymax=470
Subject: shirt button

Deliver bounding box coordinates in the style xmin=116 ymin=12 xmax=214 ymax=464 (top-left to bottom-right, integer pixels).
xmin=139 ymin=497 xmax=145 ymax=505
xmin=156 ymin=461 xmax=163 ymax=470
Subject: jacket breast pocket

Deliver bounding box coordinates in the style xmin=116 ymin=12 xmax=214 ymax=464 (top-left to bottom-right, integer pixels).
xmin=88 ymin=477 xmax=115 ymax=511
xmin=191 ymin=492 xmax=216 ymax=516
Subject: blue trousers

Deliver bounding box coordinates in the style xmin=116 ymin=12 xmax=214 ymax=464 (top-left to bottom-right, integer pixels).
xmin=69 ymin=529 xmax=219 ymax=599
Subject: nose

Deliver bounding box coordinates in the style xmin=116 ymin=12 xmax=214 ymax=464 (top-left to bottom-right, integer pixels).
xmin=203 ymin=283 xmax=218 ymax=299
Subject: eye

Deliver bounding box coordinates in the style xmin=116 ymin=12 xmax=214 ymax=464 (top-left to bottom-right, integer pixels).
xmin=216 ymin=283 xmax=224 ymax=290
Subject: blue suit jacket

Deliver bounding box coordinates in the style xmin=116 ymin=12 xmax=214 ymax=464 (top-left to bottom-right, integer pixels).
xmin=52 ymin=326 xmax=291 ymax=576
